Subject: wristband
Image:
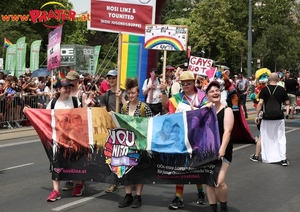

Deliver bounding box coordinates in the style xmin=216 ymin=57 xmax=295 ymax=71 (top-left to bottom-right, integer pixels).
xmin=161 ymin=90 xmax=167 ymax=95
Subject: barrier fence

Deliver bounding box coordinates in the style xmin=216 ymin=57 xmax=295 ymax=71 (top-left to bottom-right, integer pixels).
xmin=0 ymin=94 xmax=50 ymax=129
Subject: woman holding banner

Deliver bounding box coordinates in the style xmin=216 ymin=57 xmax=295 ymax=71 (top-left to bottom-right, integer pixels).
xmin=45 ymin=78 xmax=85 ymax=202
xmin=117 ymin=78 xmax=152 ymax=208
xmin=204 ymin=81 xmax=234 ymax=212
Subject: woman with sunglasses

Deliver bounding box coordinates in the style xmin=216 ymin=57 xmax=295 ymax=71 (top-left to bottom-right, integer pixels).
xmin=161 ymin=71 xmax=208 ymax=209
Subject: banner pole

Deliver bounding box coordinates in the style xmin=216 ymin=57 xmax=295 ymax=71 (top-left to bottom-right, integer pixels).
xmin=116 ymin=32 xmax=122 ymax=113
xmin=51 ymin=69 xmax=54 ymax=94
xmin=162 ymin=50 xmax=167 ymax=82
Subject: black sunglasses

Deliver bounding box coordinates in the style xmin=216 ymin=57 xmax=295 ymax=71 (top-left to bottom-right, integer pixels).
xmin=181 ymin=82 xmax=193 ymax=86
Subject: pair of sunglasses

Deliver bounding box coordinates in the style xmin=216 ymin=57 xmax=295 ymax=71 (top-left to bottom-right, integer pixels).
xmin=181 ymin=82 xmax=193 ymax=86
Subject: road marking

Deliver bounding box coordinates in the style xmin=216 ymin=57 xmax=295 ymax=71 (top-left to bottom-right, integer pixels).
xmin=233 ymin=144 xmax=253 ymax=151
xmin=52 ymin=190 xmax=111 ymax=211
xmin=0 ymin=163 xmax=34 ymax=171
xmin=286 ymin=129 xmax=298 ymax=133
xmin=0 ymin=139 xmax=40 ymax=148
xmin=233 ymin=128 xmax=298 ymax=151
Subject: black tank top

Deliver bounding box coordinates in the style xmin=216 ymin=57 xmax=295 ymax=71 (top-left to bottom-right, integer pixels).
xmin=217 ymin=107 xmax=233 ymax=162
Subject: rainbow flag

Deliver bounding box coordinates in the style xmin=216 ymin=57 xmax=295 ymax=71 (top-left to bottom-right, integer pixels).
xmin=58 ymin=71 xmax=66 ymax=79
xmin=121 ymin=34 xmax=155 ymax=101
xmin=3 ymin=38 xmax=13 ymax=49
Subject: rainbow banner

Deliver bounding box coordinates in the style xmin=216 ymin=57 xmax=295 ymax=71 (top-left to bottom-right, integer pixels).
xmin=120 ymin=34 xmax=150 ymax=100
xmin=3 ymin=38 xmax=13 ymax=49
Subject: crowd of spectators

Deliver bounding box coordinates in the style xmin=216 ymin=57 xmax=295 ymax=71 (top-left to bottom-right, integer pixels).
xmin=0 ymin=70 xmax=107 ymax=129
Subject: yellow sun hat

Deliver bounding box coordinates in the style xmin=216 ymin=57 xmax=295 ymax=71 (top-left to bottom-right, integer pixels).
xmin=179 ymin=71 xmax=195 ymax=81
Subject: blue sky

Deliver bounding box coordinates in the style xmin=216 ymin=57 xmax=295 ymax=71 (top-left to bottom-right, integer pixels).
xmin=69 ymin=0 xmax=89 ymax=13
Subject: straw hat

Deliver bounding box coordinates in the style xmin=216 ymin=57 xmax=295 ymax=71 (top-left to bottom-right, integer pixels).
xmin=179 ymin=71 xmax=195 ymax=81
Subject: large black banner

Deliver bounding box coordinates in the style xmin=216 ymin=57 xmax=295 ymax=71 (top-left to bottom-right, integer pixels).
xmin=25 ymin=107 xmax=222 ymax=186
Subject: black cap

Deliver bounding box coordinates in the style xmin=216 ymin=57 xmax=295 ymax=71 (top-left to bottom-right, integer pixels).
xmin=205 ymin=81 xmax=221 ymax=93
xmin=56 ymin=78 xmax=74 ymax=88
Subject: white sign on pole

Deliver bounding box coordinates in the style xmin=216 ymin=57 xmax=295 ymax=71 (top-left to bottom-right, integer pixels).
xmin=144 ymin=24 xmax=188 ymax=51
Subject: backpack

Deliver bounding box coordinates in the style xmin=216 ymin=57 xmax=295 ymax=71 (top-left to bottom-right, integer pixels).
xmin=104 ymin=90 xmax=112 ymax=110
xmin=122 ymin=102 xmax=146 ymax=117
xmin=51 ymin=96 xmax=79 ymax=109
xmin=263 ymin=85 xmax=282 ymax=119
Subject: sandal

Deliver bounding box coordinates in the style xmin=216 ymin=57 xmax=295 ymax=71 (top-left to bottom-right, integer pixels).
xmin=290 ymin=116 xmax=294 ymax=119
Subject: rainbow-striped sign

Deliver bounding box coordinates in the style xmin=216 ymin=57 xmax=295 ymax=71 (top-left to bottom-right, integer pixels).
xmin=144 ymin=24 xmax=188 ymax=51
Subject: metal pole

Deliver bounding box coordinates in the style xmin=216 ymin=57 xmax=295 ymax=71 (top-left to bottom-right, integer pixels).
xmin=247 ymin=0 xmax=252 ymax=77
xmin=115 ymin=32 xmax=122 ymax=113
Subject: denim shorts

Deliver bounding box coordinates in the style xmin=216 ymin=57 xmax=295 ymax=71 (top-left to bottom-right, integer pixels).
xmin=221 ymin=157 xmax=231 ymax=164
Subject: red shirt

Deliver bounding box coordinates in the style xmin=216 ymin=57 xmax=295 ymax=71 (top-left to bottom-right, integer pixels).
xmin=100 ymin=80 xmax=110 ymax=95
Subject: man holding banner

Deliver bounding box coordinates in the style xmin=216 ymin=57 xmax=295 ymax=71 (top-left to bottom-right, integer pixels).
xmin=161 ymin=71 xmax=208 ymax=209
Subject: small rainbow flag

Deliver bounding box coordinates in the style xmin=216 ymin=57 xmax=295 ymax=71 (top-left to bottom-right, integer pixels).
xmin=58 ymin=71 xmax=66 ymax=79
xmin=53 ymin=78 xmax=58 ymax=87
xmin=3 ymin=38 xmax=13 ymax=49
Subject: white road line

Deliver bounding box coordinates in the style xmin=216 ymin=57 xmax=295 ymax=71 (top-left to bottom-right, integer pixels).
xmin=233 ymin=128 xmax=297 ymax=151
xmin=286 ymin=129 xmax=298 ymax=133
xmin=0 ymin=163 xmax=34 ymax=171
xmin=233 ymin=144 xmax=253 ymax=151
xmin=0 ymin=139 xmax=40 ymax=148
xmin=52 ymin=190 xmax=110 ymax=211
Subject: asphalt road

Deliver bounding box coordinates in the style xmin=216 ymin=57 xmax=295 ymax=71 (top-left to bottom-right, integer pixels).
xmin=1 ymin=106 xmax=300 ymax=212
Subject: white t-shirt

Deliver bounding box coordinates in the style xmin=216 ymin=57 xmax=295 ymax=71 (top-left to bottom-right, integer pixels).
xmin=44 ymin=86 xmax=51 ymax=93
xmin=142 ymin=77 xmax=162 ymax=104
xmin=46 ymin=96 xmax=81 ymax=109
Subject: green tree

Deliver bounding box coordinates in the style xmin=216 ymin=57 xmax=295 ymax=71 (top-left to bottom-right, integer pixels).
xmin=253 ymin=24 xmax=300 ymax=71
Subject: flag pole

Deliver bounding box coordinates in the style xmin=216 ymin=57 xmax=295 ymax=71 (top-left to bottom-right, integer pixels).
xmin=116 ymin=32 xmax=122 ymax=113
xmin=162 ymin=50 xmax=167 ymax=81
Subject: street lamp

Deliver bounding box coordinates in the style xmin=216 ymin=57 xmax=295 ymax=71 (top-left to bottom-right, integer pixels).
xmin=247 ymin=0 xmax=253 ymax=77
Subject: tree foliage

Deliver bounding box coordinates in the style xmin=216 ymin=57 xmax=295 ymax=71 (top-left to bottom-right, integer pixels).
xmin=163 ymin=0 xmax=300 ymax=74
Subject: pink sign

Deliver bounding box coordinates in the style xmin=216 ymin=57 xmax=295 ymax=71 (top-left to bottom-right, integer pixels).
xmin=88 ymin=0 xmax=155 ymax=35
xmin=47 ymin=26 xmax=62 ymax=71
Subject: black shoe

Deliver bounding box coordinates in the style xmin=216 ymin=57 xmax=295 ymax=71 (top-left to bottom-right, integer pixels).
xmin=131 ymin=195 xmax=142 ymax=208
xmin=62 ymin=181 xmax=74 ymax=191
xmin=249 ymin=154 xmax=259 ymax=162
xmin=168 ymin=196 xmax=184 ymax=210
xmin=281 ymin=160 xmax=289 ymax=166
xmin=285 ymin=115 xmax=289 ymax=119
xmin=118 ymin=194 xmax=133 ymax=208
xmin=196 ymin=191 xmax=207 ymax=205
xmin=221 ymin=206 xmax=228 ymax=212
xmin=210 ymin=209 xmax=218 ymax=212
